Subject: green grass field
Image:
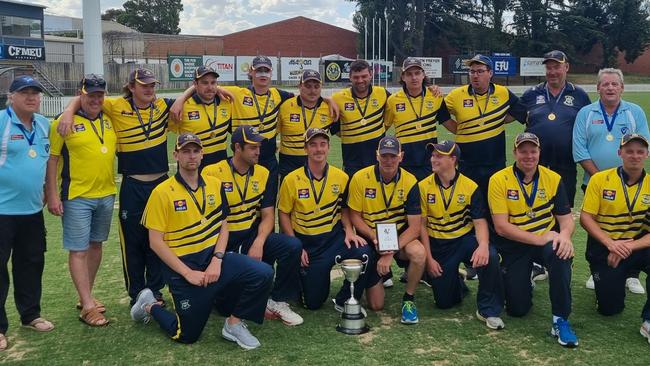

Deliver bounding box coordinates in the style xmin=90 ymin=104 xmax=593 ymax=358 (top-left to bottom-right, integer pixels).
xmin=2 ymin=92 xmax=650 ymax=365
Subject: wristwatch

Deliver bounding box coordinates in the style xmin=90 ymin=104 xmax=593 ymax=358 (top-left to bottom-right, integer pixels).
xmin=213 ymin=252 xmax=225 ymax=260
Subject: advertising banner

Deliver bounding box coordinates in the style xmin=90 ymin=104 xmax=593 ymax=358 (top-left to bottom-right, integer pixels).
xmin=202 ymin=55 xmax=235 ymax=82
xmin=236 ymin=56 xmax=279 ymax=81
xmin=520 ymin=57 xmax=545 ymax=76
xmin=417 ymin=57 xmax=442 ymax=78
xmin=168 ymin=55 xmax=202 ymax=81
xmin=280 ymin=57 xmax=320 ymax=82
xmin=323 ymin=60 xmax=352 ymax=82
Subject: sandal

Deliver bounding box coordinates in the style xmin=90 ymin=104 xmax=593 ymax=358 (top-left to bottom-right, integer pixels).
xmin=79 ymin=307 xmax=109 ymax=327
xmin=23 ymin=317 xmax=55 ymax=332
xmin=0 ymin=333 xmax=7 ymax=351
xmin=76 ymin=298 xmax=106 ymax=313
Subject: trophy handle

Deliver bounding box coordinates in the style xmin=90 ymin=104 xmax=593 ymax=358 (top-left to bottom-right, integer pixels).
xmin=334 ymin=255 xmax=342 ymax=265
xmin=360 ymin=254 xmax=369 ymax=275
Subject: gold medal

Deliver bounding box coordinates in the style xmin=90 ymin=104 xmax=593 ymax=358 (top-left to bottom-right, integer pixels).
xmin=416 ymin=123 xmax=421 ymax=130
xmin=28 ymin=149 xmax=37 ymax=158
xmin=100 ymin=146 xmax=108 ymax=154
xmin=548 ymin=113 xmax=556 ymax=121
xmin=201 ymin=217 xmax=207 ymax=225
xmin=606 ymin=133 xmax=614 ymax=141
xmin=210 ymin=131 xmax=217 ymax=139
xmin=443 ymin=213 xmax=451 ymax=221
xmin=360 ymin=118 xmax=366 ymax=125
xmin=314 ymin=207 xmax=320 ymax=214
xmin=526 ymin=210 xmax=536 ymax=219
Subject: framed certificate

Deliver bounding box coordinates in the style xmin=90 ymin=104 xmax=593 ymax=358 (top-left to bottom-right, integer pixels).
xmin=376 ymin=222 xmax=399 ymax=252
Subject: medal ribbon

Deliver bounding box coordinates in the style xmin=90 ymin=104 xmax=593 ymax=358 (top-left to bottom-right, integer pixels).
xmin=228 ymin=158 xmax=252 ymax=202
xmin=88 ymin=113 xmax=106 ymax=145
xmin=544 ymin=83 xmax=567 ymax=117
xmin=405 ymin=89 xmax=424 ymax=120
xmin=176 ymin=174 xmax=206 ymax=218
xmin=599 ymin=101 xmax=620 ymax=135
xmin=306 ymin=163 xmax=329 ymax=210
xmin=132 ymin=101 xmax=154 ymax=139
xmin=300 ymin=99 xmax=318 ymax=131
xmin=202 ymin=100 xmax=218 ymax=135
xmin=437 ymin=174 xmax=458 ymax=214
xmin=618 ymin=167 xmax=644 ymax=218
xmin=472 ymin=87 xmax=491 ymax=118
xmin=380 ymin=169 xmax=400 ymax=215
xmin=514 ymin=168 xmax=539 ymax=214
xmin=352 ymin=90 xmax=370 ymax=121
xmin=251 ymin=87 xmax=271 ymax=126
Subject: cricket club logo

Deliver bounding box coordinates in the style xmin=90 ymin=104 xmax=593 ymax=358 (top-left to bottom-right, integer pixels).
xmin=207 ymin=194 xmax=216 ymax=207
xmin=180 ymin=299 xmax=191 ymax=310
xmin=490 ymin=96 xmax=499 ymax=105
xmin=220 ymin=108 xmax=228 ymax=117
xmin=331 ymin=184 xmax=340 ymax=194
xmin=538 ymin=189 xmax=547 ymax=200
xmin=426 ymin=101 xmax=434 ymax=110
xmin=371 ymin=99 xmax=379 ymax=107
xmin=603 ymin=189 xmax=616 ymax=201
xmin=457 ymin=194 xmax=466 ymax=204
xmin=252 ymin=180 xmax=260 ymax=193
xmin=507 ymin=189 xmax=519 ymax=200
xmin=427 ymin=193 xmax=436 ymax=204
xmin=222 ymin=182 xmax=233 ymax=192
xmin=298 ymin=189 xmax=310 ymax=199
xmin=397 ymin=189 xmax=404 ymax=201
xmin=173 ymin=199 xmax=188 ymax=211
xmin=365 ymin=188 xmax=376 ymax=198
xmin=187 ymin=110 xmax=200 ymax=120
xmin=642 ymin=194 xmax=650 ymax=205
xmin=564 ymin=95 xmax=575 ymax=106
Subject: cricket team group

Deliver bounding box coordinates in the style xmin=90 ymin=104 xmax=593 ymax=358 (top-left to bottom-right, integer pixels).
xmin=1 ymin=50 xmax=650 ymax=351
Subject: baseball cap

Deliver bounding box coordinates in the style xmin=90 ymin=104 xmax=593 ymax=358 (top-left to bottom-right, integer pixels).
xmin=402 ymin=57 xmax=423 ymax=72
xmin=251 ymin=56 xmax=273 ymax=70
xmin=175 ymin=133 xmax=202 ymax=150
xmin=427 ymin=140 xmax=460 ymax=159
xmin=304 ymin=127 xmax=330 ymax=143
xmin=543 ymin=50 xmax=567 ymax=64
xmin=377 ymin=136 xmax=401 ymax=155
xmin=465 ymin=54 xmax=494 ymax=70
xmin=620 ymin=133 xmax=649 ymax=148
xmin=514 ymin=132 xmax=541 ymax=148
xmin=129 ymin=68 xmax=158 ymax=85
xmin=9 ymin=75 xmax=45 ymax=93
xmin=300 ymin=69 xmax=322 ymax=83
xmin=79 ymin=74 xmax=107 ymax=94
xmin=194 ymin=66 xmax=220 ymax=80
xmin=231 ymin=125 xmax=265 ymax=145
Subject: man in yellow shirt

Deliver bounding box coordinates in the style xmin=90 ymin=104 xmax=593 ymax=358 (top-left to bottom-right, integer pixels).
xmin=579 ymin=133 xmax=650 ymax=344
xmin=46 ymin=75 xmax=117 ymax=327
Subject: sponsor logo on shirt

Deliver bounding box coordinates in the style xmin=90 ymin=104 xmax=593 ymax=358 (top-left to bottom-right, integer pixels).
xmin=10 ymin=134 xmax=24 ymax=140
xmin=222 ymin=182 xmax=233 ymax=192
xmin=74 ymin=124 xmax=86 ymax=132
xmin=592 ymin=119 xmax=604 ymax=124
xmin=290 ymin=114 xmax=300 ymax=122
xmin=396 ymin=103 xmax=406 ymax=112
xmin=507 ymin=189 xmax=519 ymax=200
xmin=187 ymin=110 xmax=200 ymax=120
xmin=344 ymin=102 xmax=355 ymax=111
xmin=463 ymin=99 xmax=474 ymax=108
xmin=243 ymin=96 xmax=254 ymax=106
xmin=298 ymin=188 xmax=310 ymax=199
xmin=173 ymin=199 xmax=188 ymax=211
xmin=121 ymin=110 xmax=134 ymax=116
xmin=365 ymin=188 xmax=376 ymax=198
xmin=427 ymin=193 xmax=436 ymax=203
xmin=602 ymin=190 xmax=616 ymax=200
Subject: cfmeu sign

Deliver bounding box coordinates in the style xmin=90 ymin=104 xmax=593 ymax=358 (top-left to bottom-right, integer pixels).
xmin=0 ymin=45 xmax=45 ymax=60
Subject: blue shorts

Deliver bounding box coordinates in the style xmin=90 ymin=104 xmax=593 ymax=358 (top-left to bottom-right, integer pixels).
xmin=62 ymin=195 xmax=116 ymax=251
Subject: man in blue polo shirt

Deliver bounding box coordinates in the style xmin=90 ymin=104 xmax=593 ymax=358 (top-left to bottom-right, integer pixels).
xmin=573 ymin=67 xmax=650 ymax=294
xmin=0 ymin=76 xmax=55 ymax=351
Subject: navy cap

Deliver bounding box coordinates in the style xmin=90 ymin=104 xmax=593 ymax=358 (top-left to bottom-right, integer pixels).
xmin=251 ymin=56 xmax=273 ymax=70
xmin=465 ymin=54 xmax=494 ymax=70
xmin=402 ymin=57 xmax=424 ymax=72
xmin=129 ymin=68 xmax=158 ymax=85
xmin=10 ymin=75 xmax=45 ymax=93
xmin=300 ymin=69 xmax=322 ymax=83
xmin=304 ymin=127 xmax=330 ymax=143
xmin=232 ymin=125 xmax=265 ymax=145
xmin=514 ymin=132 xmax=541 ymax=148
xmin=79 ymin=74 xmax=106 ymax=94
xmin=620 ymin=133 xmax=649 ymax=148
xmin=194 ymin=66 xmax=219 ymax=80
xmin=377 ymin=136 xmax=401 ymax=155
xmin=543 ymin=50 xmax=567 ymax=64
xmin=175 ymin=133 xmax=202 ymax=150
xmin=427 ymin=140 xmax=460 ymax=159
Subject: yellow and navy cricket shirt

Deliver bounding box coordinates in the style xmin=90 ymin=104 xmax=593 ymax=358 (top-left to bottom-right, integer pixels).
xmin=444 ymin=83 xmax=518 ymax=167
xmin=419 ymin=171 xmax=485 ymax=246
xmin=102 ymin=96 xmax=174 ymax=175
xmin=347 ymin=165 xmax=421 ymax=233
xmin=488 ymin=165 xmax=570 ymax=239
xmin=384 ymin=88 xmax=450 ymax=169
xmin=50 ymin=111 xmax=117 ymax=200
xmin=331 ymin=86 xmax=389 ymax=169
xmin=202 ymin=159 xmax=274 ymax=248
xmin=142 ymin=173 xmax=229 ymax=270
xmin=173 ymin=93 xmax=231 ymax=167
xmin=278 ymin=96 xmax=333 ymax=157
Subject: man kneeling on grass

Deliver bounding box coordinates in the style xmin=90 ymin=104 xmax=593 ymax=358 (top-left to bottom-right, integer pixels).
xmin=130 ymin=133 xmax=273 ymax=350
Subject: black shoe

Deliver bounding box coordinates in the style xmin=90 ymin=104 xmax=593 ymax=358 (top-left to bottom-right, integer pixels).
xmin=531 ymin=263 xmax=548 ymax=282
xmin=399 ymin=271 xmax=408 ymax=284
xmin=465 ymin=266 xmax=478 ymax=280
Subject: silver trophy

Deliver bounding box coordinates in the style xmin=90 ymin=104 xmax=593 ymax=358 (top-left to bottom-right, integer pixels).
xmin=335 ymin=254 xmax=370 ymax=335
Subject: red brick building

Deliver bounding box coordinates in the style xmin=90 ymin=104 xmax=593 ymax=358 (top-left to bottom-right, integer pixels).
xmin=222 ymin=16 xmax=358 ymax=58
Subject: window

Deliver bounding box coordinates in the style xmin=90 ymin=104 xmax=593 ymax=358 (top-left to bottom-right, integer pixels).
xmin=0 ymin=16 xmax=42 ymax=38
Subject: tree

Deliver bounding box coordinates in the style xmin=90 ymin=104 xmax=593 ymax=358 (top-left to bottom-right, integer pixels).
xmin=111 ymin=0 xmax=183 ymax=35
xmin=101 ymin=8 xmax=125 ymax=22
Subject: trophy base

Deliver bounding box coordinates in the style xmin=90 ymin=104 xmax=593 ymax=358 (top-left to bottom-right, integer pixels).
xmin=336 ymin=324 xmax=370 ymax=335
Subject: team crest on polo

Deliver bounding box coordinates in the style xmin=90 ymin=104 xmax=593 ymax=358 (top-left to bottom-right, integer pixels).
xmin=243 ymin=96 xmax=254 ymax=106
xmin=538 ymin=189 xmax=547 ymax=200
xmin=173 ymin=200 xmax=188 ymax=211
xmin=222 ymin=182 xmax=233 ymax=192
xmin=331 ymin=184 xmax=340 ymax=194
xmin=621 ymin=127 xmax=629 ymax=134
xmin=603 ymin=190 xmax=616 ymax=200
xmin=426 ymin=101 xmax=434 ymax=110
xmin=564 ymin=96 xmax=574 ymax=106
xmin=507 ymin=189 xmax=519 ymax=200
xmin=371 ymin=99 xmax=379 ymax=107
xmin=298 ymin=189 xmax=310 ymax=199
xmin=463 ymin=99 xmax=473 ymax=108
xmin=74 ymin=124 xmax=86 ymax=132
xmin=187 ymin=110 xmax=200 ymax=120
xmin=251 ymin=181 xmax=259 ymax=193
xmin=320 ymin=114 xmax=328 ymax=122
xmin=642 ymin=194 xmax=650 ymax=205
xmin=365 ymin=188 xmax=376 ymax=198
xmin=180 ymin=299 xmax=190 ymax=310
xmin=104 ymin=121 xmax=112 ymax=129
xmin=457 ymin=194 xmax=466 ymax=204
xmin=490 ymin=96 xmax=499 ymax=105
xmin=290 ymin=114 xmax=300 ymax=122
xmin=345 ymin=103 xmax=355 ymax=111
xmin=427 ymin=194 xmax=436 ymax=203
xmin=220 ymin=108 xmax=228 ymax=117
xmin=396 ymin=103 xmax=406 ymax=112
xmin=397 ymin=189 xmax=404 ymax=201
xmin=207 ymin=194 xmax=216 ymax=207
xmin=536 ymin=95 xmax=546 ymax=105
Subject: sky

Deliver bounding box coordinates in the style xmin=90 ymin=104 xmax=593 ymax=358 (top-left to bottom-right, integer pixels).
xmin=20 ymin=0 xmax=358 ymax=35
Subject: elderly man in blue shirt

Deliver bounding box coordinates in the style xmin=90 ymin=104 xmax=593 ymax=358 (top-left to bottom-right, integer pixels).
xmin=573 ymin=68 xmax=650 ymax=294
xmin=0 ymin=76 xmax=55 ymax=351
